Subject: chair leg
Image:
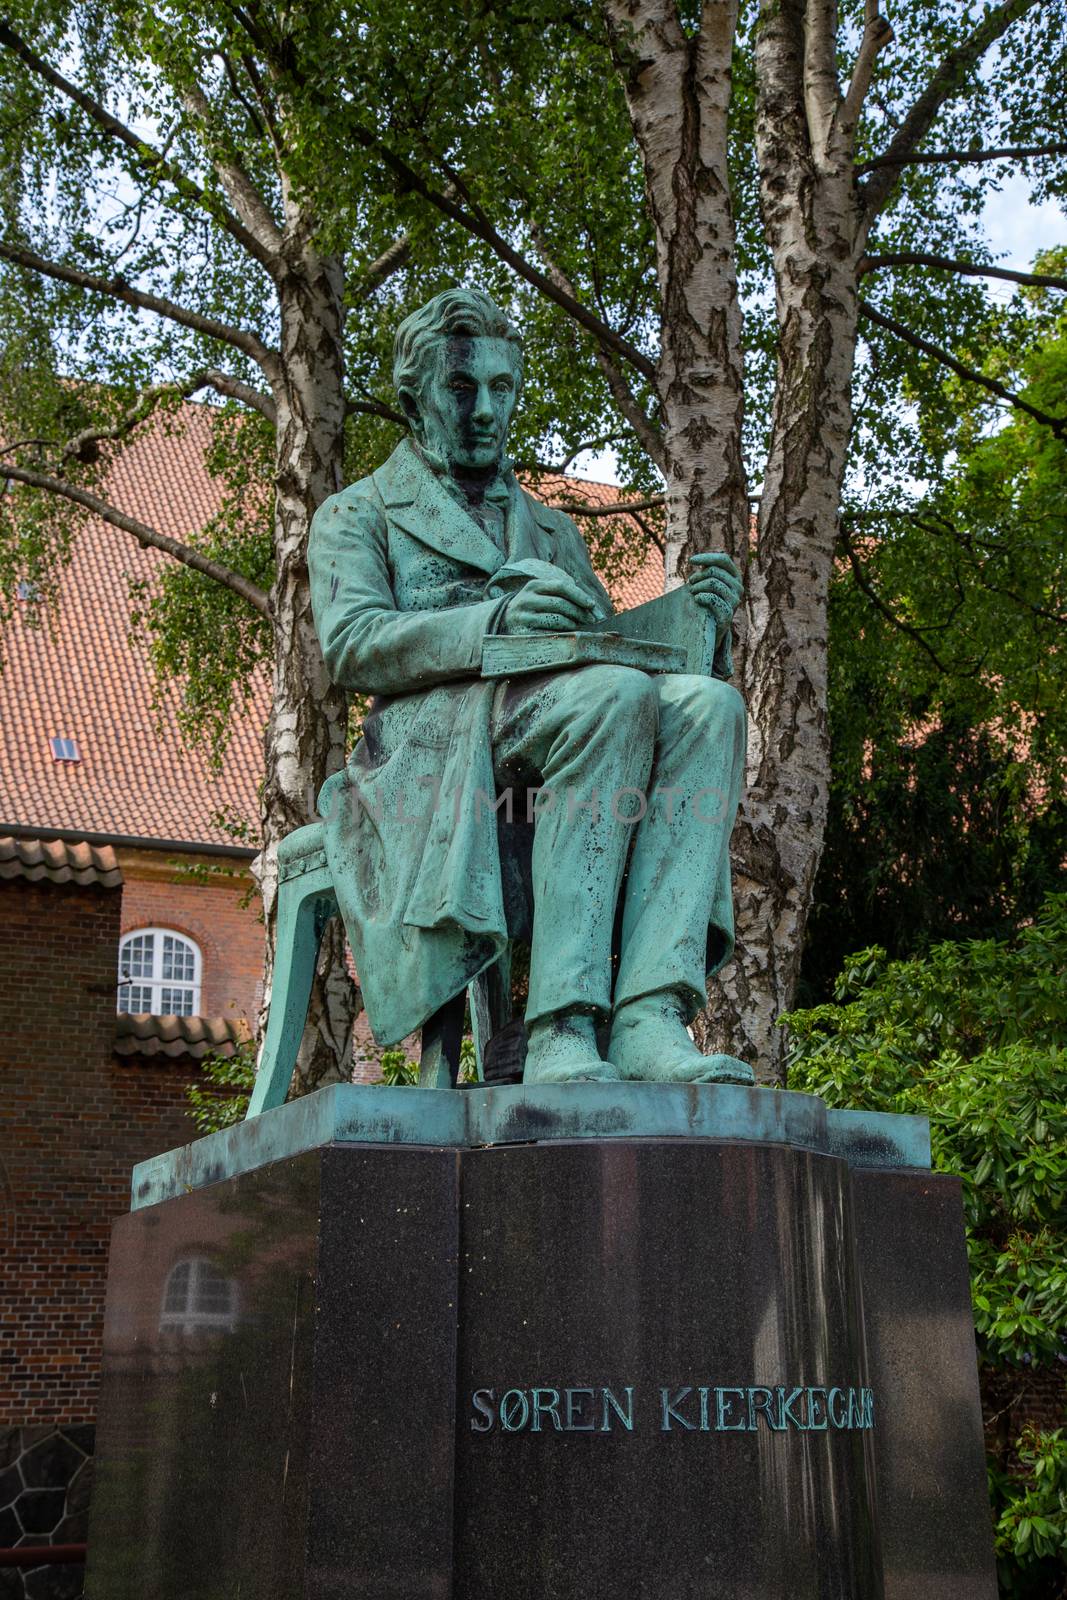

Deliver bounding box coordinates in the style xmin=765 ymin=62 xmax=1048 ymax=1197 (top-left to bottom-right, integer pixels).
xmin=418 ymin=990 xmax=466 ymax=1088
xmin=246 ymin=866 xmax=337 ymax=1119
xmin=469 ymin=950 xmax=512 ymax=1080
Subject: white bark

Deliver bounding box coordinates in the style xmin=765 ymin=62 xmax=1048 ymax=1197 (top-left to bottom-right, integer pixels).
xmin=599 ymin=0 xmax=1035 ymax=1081
xmin=602 ymin=0 xmax=751 ymax=582
xmin=258 ymin=243 xmax=359 ymax=1093
xmin=710 ymin=0 xmax=875 ymax=1080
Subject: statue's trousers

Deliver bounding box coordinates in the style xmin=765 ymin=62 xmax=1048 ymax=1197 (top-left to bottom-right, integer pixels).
xmin=491 ymin=665 xmax=746 ymax=1024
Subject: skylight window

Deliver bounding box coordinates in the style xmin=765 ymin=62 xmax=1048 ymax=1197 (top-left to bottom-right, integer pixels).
xmin=16 ymin=580 xmax=40 ymax=601
xmin=49 ymin=736 xmax=81 ymax=762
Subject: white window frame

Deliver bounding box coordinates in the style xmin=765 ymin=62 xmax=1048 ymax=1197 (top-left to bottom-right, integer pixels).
xmin=159 ymin=1257 xmax=239 ymax=1336
xmin=117 ymin=927 xmax=202 ymax=1016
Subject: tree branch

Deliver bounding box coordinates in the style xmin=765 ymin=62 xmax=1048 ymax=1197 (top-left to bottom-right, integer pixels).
xmin=910 ymin=511 xmax=1067 ymax=626
xmin=0 ymin=238 xmax=282 ymax=384
xmin=357 ymin=132 xmax=656 ymax=382
xmin=839 ymin=2 xmax=894 ymax=131
xmin=804 ymin=0 xmax=844 ymax=153
xmin=217 ymin=49 xmax=268 ymax=143
xmin=557 ymin=495 xmax=666 ymax=517
xmin=345 ymin=397 xmax=406 ymax=427
xmin=862 ymin=0 xmax=1045 ymax=220
xmin=0 ymin=19 xmax=281 ymax=277
xmin=839 ymin=521 xmax=949 ymax=671
xmin=352 ymin=233 xmax=411 ymax=301
xmin=178 ymin=82 xmax=284 ymax=263
xmin=48 ymin=373 xmax=275 ymax=472
xmin=631 ymin=508 xmax=666 ymax=557
xmin=557 ymin=434 xmax=629 ymax=474
xmin=591 ymin=342 xmax=665 ymax=467
xmin=239 ymin=50 xmax=284 ymax=146
xmin=194 ymin=370 xmax=277 ymax=420
xmin=755 ymin=0 xmax=804 ymax=139
xmin=0 ymin=437 xmax=51 ymax=458
xmin=857 ymin=141 xmax=1067 ymax=174
xmin=860 ymin=253 xmax=1067 ymax=292
xmin=858 ymin=299 xmax=1067 ymax=437
xmin=472 ymin=36 xmax=663 ymax=423
xmin=0 ymin=462 xmax=271 ymax=615
xmin=528 ymin=222 xmax=665 ymax=465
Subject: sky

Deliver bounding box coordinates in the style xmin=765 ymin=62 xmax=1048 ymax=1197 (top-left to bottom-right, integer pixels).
xmin=983 ymin=173 xmax=1064 ymax=278
xmin=573 ymin=173 xmax=1065 ymax=486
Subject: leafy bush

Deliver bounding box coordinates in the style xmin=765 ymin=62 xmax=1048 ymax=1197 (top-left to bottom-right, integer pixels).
xmin=379 ymin=1037 xmax=478 ymax=1085
xmin=187 ymin=1036 xmax=479 ymax=1128
xmin=783 ymin=897 xmax=1067 ymax=1594
xmin=186 ymin=1043 xmax=257 ymax=1133
xmin=379 ymin=1047 xmax=419 ymax=1085
xmin=992 ymin=1428 xmax=1067 ymax=1598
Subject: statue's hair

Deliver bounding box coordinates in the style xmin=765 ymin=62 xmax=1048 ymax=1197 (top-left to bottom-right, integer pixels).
xmin=392 ymin=287 xmax=523 ymax=400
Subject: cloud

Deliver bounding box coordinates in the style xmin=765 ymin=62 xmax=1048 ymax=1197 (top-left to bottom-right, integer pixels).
xmin=982 ymin=174 xmax=1065 ymax=274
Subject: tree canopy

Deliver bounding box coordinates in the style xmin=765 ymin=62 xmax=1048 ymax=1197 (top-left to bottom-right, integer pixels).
xmin=805 ymin=258 xmax=1067 ymax=993
xmin=1 ymin=0 xmax=1065 ymax=1077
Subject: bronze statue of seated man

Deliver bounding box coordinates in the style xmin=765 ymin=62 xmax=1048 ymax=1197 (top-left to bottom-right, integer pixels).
xmin=309 ymin=287 xmax=751 ymax=1086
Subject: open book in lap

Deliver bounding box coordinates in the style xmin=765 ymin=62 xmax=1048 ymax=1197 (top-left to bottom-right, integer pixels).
xmin=480 ymin=583 xmax=720 ymax=680
xmin=596 ymin=583 xmax=721 ymax=676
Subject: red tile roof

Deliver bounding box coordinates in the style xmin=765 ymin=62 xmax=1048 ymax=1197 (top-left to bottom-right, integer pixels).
xmin=0 ymin=834 xmax=123 ymax=888
xmin=0 ymin=407 xmax=664 ymax=851
xmin=114 ymin=1011 xmax=249 ymax=1060
xmin=534 ymin=472 xmax=667 ymax=609
xmin=0 ymin=408 xmax=269 ymax=851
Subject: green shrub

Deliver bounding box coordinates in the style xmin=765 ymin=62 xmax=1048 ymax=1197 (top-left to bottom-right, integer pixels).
xmin=379 ymin=1037 xmax=478 ymax=1085
xmin=784 ymin=897 xmax=1067 ymax=1594
xmin=379 ymin=1047 xmax=419 ymax=1085
xmin=992 ymin=1428 xmax=1067 ymax=1598
xmin=187 ymin=1036 xmax=480 ymax=1127
xmin=186 ymin=1043 xmax=257 ymax=1133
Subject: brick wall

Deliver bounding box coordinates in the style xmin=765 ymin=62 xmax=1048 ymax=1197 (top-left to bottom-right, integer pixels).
xmin=0 ymin=877 xmax=201 ymax=1427
xmin=117 ymin=851 xmax=393 ymax=1079
xmin=117 ymin=849 xmax=264 ymax=1025
xmin=113 ymin=843 xmax=417 ymax=1079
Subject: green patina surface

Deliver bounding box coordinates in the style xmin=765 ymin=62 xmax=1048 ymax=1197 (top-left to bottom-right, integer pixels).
xmin=295 ymin=286 xmax=750 ymax=1093
xmin=132 ymin=1082 xmax=930 ymax=1210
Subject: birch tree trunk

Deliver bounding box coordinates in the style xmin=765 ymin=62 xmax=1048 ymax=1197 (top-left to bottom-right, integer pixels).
xmin=602 ymin=0 xmax=751 ymax=576
xmin=259 ymin=242 xmax=358 ymax=1094
xmin=602 ymin=0 xmax=897 ymax=1080
xmin=713 ymin=0 xmax=883 ymax=1080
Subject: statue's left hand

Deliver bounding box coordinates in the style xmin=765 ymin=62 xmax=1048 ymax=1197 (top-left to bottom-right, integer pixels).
xmin=686 ymin=552 xmax=743 ymax=639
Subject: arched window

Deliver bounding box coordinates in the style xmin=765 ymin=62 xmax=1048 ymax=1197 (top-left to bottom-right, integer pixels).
xmin=117 ymin=928 xmax=202 ymax=1016
xmin=160 ymin=1257 xmax=238 ymax=1336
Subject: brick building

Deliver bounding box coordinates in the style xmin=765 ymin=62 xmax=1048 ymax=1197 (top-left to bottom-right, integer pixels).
xmin=0 ymin=408 xmax=268 ymax=1045
xmin=0 ymin=845 xmax=232 ymax=1598
xmin=0 ymin=407 xmax=664 ymax=1591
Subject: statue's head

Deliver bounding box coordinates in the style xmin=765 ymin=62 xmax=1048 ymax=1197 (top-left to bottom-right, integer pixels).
xmin=393 ymin=287 xmax=523 ymax=474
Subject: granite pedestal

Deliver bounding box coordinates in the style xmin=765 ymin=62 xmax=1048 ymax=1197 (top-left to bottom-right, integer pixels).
xmin=85 ymin=1084 xmax=995 ymax=1599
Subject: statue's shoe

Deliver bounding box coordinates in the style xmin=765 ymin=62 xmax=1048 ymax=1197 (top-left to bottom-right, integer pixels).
xmin=677 ymin=1053 xmax=755 ymax=1085
xmin=608 ymin=992 xmax=755 ymax=1086
xmin=523 ymin=1010 xmax=618 ymax=1086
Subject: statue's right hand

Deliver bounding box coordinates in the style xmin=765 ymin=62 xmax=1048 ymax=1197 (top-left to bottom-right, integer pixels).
xmin=502 ymin=575 xmax=599 ymax=633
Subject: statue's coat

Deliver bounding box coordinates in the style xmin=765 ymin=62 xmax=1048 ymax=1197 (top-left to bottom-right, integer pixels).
xmin=309 ymin=437 xmax=614 ymax=1044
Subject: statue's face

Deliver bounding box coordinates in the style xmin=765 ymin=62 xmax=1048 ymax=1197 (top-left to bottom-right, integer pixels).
xmin=408 ymin=336 xmax=520 ymax=473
